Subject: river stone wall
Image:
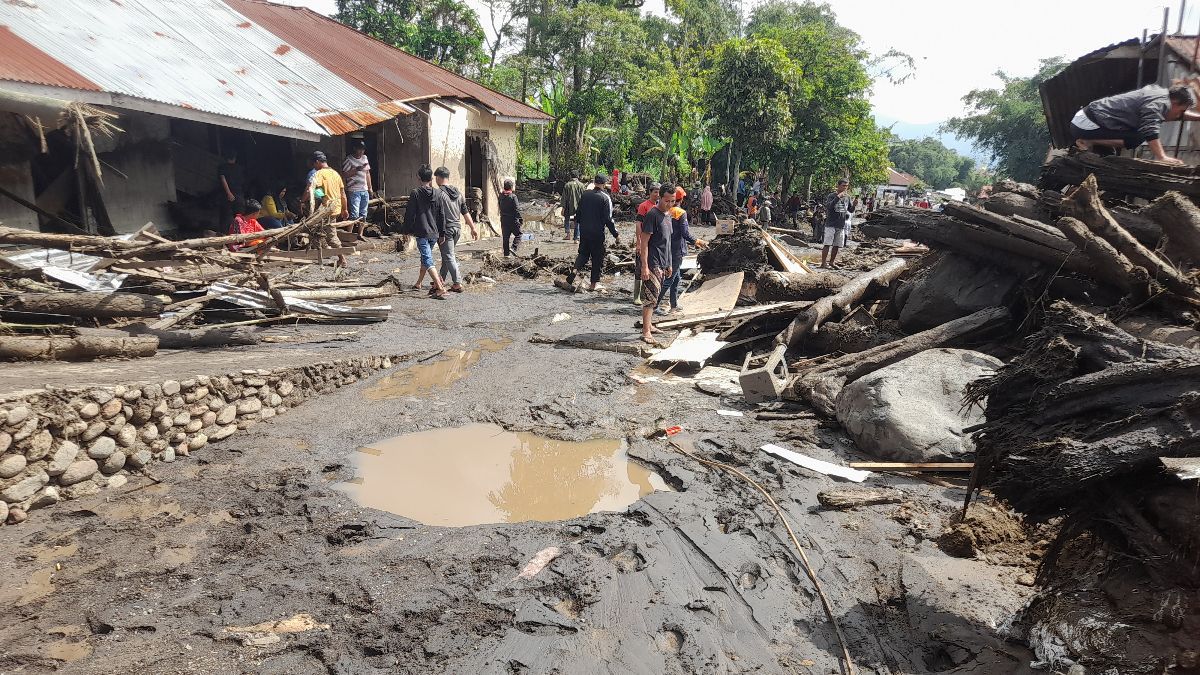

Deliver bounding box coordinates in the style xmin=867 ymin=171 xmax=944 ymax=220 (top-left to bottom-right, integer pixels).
xmin=0 ymin=354 xmax=402 ymax=525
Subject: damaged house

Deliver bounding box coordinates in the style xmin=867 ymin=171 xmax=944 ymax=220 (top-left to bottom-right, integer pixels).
xmin=0 ymin=0 xmax=548 ymax=234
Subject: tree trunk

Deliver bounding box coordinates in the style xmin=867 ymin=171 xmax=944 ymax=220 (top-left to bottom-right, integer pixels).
xmin=728 ymin=145 xmax=742 ymax=202
xmin=805 ymin=174 xmax=813 ymax=201
xmin=755 ymin=270 xmax=846 ymax=302
xmin=0 ymin=331 xmax=157 ymax=361
xmin=1053 ymin=217 xmax=1149 ymax=296
xmin=776 ymin=257 xmax=910 ymax=349
xmin=1143 ymin=191 xmax=1200 ymax=269
xmin=791 ymin=306 xmax=1011 ymax=415
xmin=124 ymin=325 xmax=262 ymax=349
xmin=6 ymin=291 xmax=164 ymax=319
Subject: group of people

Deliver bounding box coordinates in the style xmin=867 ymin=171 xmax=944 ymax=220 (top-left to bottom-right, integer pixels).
xmin=402 ymin=165 xmax=482 ymax=299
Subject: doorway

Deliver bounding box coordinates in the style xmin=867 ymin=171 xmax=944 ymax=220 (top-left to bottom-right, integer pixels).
xmin=465 ymin=130 xmax=489 ymax=217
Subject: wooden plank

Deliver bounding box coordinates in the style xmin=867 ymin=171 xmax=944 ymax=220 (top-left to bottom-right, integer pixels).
xmin=652 ymin=300 xmax=811 ymax=330
xmin=762 ymin=230 xmax=809 ymax=274
xmin=676 ymin=271 xmax=744 ymax=317
xmin=847 ymin=462 xmax=974 ymax=472
xmin=226 ymin=247 xmax=356 ymax=262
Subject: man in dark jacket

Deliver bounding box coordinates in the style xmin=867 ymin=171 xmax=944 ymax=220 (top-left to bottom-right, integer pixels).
xmin=820 ymin=178 xmax=852 ymax=270
xmin=434 ymin=166 xmax=477 ymax=293
xmin=498 ymin=178 xmax=523 ymax=257
xmin=1071 ymin=84 xmax=1199 ymax=164
xmin=568 ymin=174 xmax=620 ymax=292
xmin=404 ymin=165 xmax=448 ymax=299
xmin=560 ymin=171 xmax=585 ymax=241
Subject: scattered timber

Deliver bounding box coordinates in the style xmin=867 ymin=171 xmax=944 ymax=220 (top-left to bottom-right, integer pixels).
xmin=756 ymin=270 xmax=845 ymax=302
xmin=0 ymin=329 xmax=157 ymax=361
xmin=4 ymin=291 xmax=164 ymax=318
xmin=777 ymin=257 xmax=908 ymax=349
xmin=1142 ymin=191 xmax=1200 ymax=269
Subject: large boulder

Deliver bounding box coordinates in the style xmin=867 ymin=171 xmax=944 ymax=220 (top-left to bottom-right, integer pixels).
xmin=835 ymin=348 xmax=1002 ymax=462
xmin=899 ymin=253 xmax=1017 ymax=332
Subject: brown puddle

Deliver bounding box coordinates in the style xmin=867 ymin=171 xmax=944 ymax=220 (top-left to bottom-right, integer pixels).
xmin=363 ymin=338 xmax=512 ymax=400
xmin=338 ymin=423 xmax=668 ymax=526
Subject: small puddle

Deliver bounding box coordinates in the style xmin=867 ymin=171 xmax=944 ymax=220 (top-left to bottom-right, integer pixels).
xmin=363 ymin=338 xmax=512 ymax=400
xmin=339 ymin=423 xmax=668 ymax=526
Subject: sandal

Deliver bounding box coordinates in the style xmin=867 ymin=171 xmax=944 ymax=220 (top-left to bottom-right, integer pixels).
xmin=430 ymin=291 xmax=447 ymax=300
xmin=450 ymin=284 xmax=464 ymax=293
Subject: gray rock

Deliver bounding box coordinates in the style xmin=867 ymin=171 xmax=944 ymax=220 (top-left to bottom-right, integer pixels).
xmin=121 ymin=388 xmax=142 ymax=402
xmin=89 ymin=389 xmax=114 ymax=405
xmin=268 ymin=393 xmax=282 ymax=407
xmin=87 ymin=436 xmax=117 ymax=460
xmin=159 ymin=447 xmax=176 ymax=463
xmin=25 ymin=430 xmax=53 ymax=461
xmin=2 ymin=470 xmax=49 ymax=503
xmin=150 ymin=439 xmax=168 ymax=452
xmin=169 ymin=395 xmax=185 ymax=409
xmin=141 ymin=384 xmax=162 ymax=400
xmin=59 ymin=459 xmax=99 ymax=486
xmin=11 ymin=417 xmax=37 ymax=442
xmin=129 ymin=403 xmax=152 ymax=425
xmin=246 ymin=377 xmax=267 ymax=387
xmin=78 ymin=402 xmax=101 ymax=419
xmin=173 ymin=412 xmax=191 ymax=427
xmin=170 ymin=431 xmax=186 ymax=444
xmin=107 ymin=474 xmax=128 ymax=489
xmin=181 ymin=378 xmax=197 ymax=390
xmin=7 ymin=505 xmax=26 ymax=524
xmin=236 ymin=398 xmax=262 ymax=415
xmin=102 ymin=451 xmax=126 ymax=474
xmin=80 ymin=421 xmax=107 ymax=442
xmin=113 ymin=385 xmax=127 ymax=397
xmin=0 ymin=499 xmax=7 ymax=524
xmin=184 ymin=386 xmax=209 ymax=404
xmin=0 ymin=431 xmax=10 ymax=454
xmin=61 ymin=480 xmax=100 ymax=500
xmin=47 ymin=441 xmax=80 ymax=476
xmin=210 ymin=424 xmax=237 ymax=441
xmin=201 ymin=411 xmax=217 ymax=427
xmin=139 ymin=424 xmax=159 ymax=442
xmin=899 ymin=254 xmax=1018 ymax=333
xmin=259 ymin=407 xmax=276 ymax=420
xmin=115 ymin=425 xmax=137 ymax=448
xmin=152 ymin=400 xmax=169 ymax=418
xmin=161 ymin=380 xmax=181 ymax=396
xmin=216 ymin=405 xmax=237 ymax=425
xmin=176 ymin=441 xmax=190 ymax=457
xmin=61 ymin=421 xmax=87 ymax=439
xmin=101 ymin=398 xmax=124 ymax=419
xmin=127 ymin=449 xmax=152 ymax=469
xmin=6 ymin=406 xmax=30 ymax=427
xmin=277 ymin=380 xmax=295 ymax=396
xmin=29 ymin=486 xmax=60 ymax=510
xmin=0 ymin=454 xmax=27 ymax=479
xmin=187 ymin=434 xmax=207 ymax=451
xmin=105 ymin=415 xmax=126 ymax=434
xmin=185 ymin=419 xmax=203 ymax=433
xmin=836 ymin=348 xmax=1002 ymax=462
xmin=207 ymin=398 xmax=226 ymax=412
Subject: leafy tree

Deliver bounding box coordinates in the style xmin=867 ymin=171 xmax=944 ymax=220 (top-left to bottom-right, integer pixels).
xmin=887 ymin=136 xmax=975 ymax=190
xmin=942 ymin=57 xmax=1066 ymax=183
xmin=335 ymin=0 xmax=486 ymax=75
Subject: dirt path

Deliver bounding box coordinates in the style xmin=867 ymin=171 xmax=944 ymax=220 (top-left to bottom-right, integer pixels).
xmin=0 ymin=226 xmax=1038 ymax=674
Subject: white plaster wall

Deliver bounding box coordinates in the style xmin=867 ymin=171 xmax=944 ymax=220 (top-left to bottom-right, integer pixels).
xmin=428 ymin=101 xmax=520 ymax=219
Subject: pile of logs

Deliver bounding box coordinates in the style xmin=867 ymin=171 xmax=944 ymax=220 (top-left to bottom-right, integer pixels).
xmin=0 ymin=211 xmax=397 ymax=362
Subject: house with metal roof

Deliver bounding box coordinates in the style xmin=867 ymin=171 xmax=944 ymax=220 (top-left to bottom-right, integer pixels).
xmin=0 ymin=0 xmax=548 ymax=233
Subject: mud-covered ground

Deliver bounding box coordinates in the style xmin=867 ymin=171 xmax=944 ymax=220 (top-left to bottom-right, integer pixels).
xmin=0 ymin=221 xmax=1040 ymax=674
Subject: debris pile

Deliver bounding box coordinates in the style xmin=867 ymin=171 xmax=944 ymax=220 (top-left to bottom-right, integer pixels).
xmin=0 ymin=212 xmax=395 ymax=362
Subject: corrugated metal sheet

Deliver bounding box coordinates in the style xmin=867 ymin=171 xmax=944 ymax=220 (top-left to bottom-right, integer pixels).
xmin=1040 ymin=38 xmax=1153 ymax=148
xmin=227 ymin=0 xmax=550 ymax=122
xmin=0 ymin=26 xmax=100 ymax=92
xmin=0 ymin=0 xmax=411 ymax=136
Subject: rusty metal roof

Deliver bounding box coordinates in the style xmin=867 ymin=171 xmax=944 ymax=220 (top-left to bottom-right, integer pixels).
xmin=226 ymin=0 xmax=549 ymax=122
xmin=1040 ymin=38 xmax=1157 ymax=148
xmin=0 ymin=0 xmax=543 ymax=140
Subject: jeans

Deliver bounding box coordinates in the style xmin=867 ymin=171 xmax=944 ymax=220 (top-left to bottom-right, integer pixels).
xmin=574 ymin=234 xmax=606 ymax=284
xmin=348 ymin=190 xmax=370 ymax=219
xmin=416 ymin=237 xmax=436 ymax=268
xmin=656 ymin=265 xmax=683 ymax=309
xmin=439 ymin=227 xmax=461 ymax=284
xmin=259 ymin=217 xmax=285 ymax=230
xmin=564 ymin=215 xmax=579 ymax=239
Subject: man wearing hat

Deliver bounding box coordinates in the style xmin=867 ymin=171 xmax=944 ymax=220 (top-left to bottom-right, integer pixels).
xmin=820 ymin=178 xmax=852 ymax=270
xmin=1071 ymin=84 xmax=1200 ymax=165
xmin=567 ymin=174 xmax=620 ymax=292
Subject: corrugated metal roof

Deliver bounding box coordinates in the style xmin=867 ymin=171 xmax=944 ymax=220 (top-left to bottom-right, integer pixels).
xmin=0 ymin=25 xmax=101 ymax=92
xmin=226 ymin=0 xmax=550 ymax=122
xmin=0 ymin=0 xmax=411 ymax=137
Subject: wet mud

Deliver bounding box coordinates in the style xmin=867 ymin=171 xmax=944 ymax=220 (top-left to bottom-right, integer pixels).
xmin=0 ymin=227 xmax=1038 ymax=674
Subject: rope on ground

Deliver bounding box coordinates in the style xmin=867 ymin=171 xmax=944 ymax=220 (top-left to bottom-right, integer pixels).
xmin=667 ymin=439 xmax=857 ymax=675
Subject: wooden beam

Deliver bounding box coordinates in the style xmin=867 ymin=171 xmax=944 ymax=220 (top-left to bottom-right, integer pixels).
xmin=848 ymin=462 xmax=974 ymax=472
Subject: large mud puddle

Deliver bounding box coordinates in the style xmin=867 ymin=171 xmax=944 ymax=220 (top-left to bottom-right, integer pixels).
xmin=363 ymin=338 xmax=511 ymax=400
xmin=339 ymin=423 xmax=668 ymax=526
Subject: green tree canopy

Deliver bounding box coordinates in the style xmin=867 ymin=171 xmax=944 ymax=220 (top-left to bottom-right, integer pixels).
xmin=887 ymin=136 xmax=975 ymax=190
xmin=335 ymin=0 xmax=487 ymax=75
xmin=942 ymin=57 xmax=1066 ymax=183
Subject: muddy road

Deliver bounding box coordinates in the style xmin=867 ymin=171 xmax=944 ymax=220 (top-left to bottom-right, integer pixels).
xmin=0 ymin=225 xmax=1038 ymax=674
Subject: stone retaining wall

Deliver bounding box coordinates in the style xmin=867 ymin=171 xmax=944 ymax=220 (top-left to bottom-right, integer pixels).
xmin=0 ymin=354 xmax=402 ymax=525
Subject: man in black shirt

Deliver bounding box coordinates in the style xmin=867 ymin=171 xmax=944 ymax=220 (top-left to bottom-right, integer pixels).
xmin=217 ymin=150 xmax=244 ymax=230
xmin=568 ymin=174 xmax=620 ymax=291
xmin=637 ymin=185 xmax=675 ymax=344
xmin=498 ymin=179 xmax=523 ymax=256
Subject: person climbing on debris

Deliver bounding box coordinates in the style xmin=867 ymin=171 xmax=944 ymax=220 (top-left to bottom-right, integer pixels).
xmin=567 ymin=174 xmax=619 ymax=292
xmin=820 ymin=178 xmax=852 ymax=270
xmin=1071 ymin=84 xmax=1200 ymax=164
xmin=342 ymin=140 xmax=372 ymax=219
xmin=434 ymin=166 xmax=477 ymax=294
xmin=560 ymin=171 xmax=585 ymax=241
xmin=633 ymin=184 xmax=662 ymax=305
xmin=227 ymin=199 xmax=265 ymax=251
xmin=404 ymin=165 xmax=449 ymax=299
xmin=638 ymin=185 xmax=675 ymax=344
xmin=656 ymin=188 xmax=706 ymax=315
xmin=498 ymin=178 xmax=523 ymax=257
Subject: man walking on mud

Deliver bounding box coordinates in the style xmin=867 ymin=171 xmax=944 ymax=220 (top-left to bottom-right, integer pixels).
xmin=561 ymin=171 xmax=585 ymax=241
xmin=404 ymin=165 xmax=449 ymax=299
xmin=434 ymin=166 xmax=478 ymax=294
xmin=820 ymin=178 xmax=852 ymax=270
xmin=638 ymin=185 xmax=674 ymax=344
xmin=568 ymin=174 xmax=620 ymax=292
xmin=633 ymin=184 xmax=661 ymax=304
xmin=499 ymin=179 xmax=523 ymax=257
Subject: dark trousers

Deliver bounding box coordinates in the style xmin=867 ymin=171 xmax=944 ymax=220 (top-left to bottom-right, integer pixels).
xmin=501 ymin=221 xmax=522 ymax=256
xmin=574 ymin=235 xmax=606 ymax=284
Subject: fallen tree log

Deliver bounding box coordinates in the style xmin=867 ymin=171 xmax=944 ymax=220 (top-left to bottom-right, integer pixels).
xmin=790 ymin=306 xmax=1011 ymax=415
xmin=1041 ymin=149 xmax=1200 ymax=202
xmin=124 ymin=324 xmax=263 ymax=349
xmin=4 ymin=291 xmax=164 ymax=318
xmin=529 ymin=333 xmax=651 ymax=357
xmin=755 ymin=270 xmax=845 ymax=301
xmin=1143 ymin=191 xmax=1200 ymax=269
xmin=1053 ymin=217 xmax=1149 ymax=296
xmin=0 ymin=224 xmax=139 ymax=255
xmin=0 ymin=330 xmax=157 ymax=361
xmin=1065 ymin=176 xmax=1200 ymax=302
xmin=776 ymin=257 xmax=909 ymax=349
xmin=943 ymin=201 xmax=1071 ymax=251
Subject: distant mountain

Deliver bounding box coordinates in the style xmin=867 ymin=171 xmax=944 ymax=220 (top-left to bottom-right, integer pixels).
xmin=874 ymin=116 xmax=988 ymax=163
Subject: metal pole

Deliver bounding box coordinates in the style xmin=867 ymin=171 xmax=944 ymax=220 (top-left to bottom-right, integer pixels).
xmin=1179 ymin=0 xmax=1187 ymax=33
xmin=1138 ymin=29 xmax=1148 ymax=88
xmin=1159 ymin=7 xmax=1171 ymax=86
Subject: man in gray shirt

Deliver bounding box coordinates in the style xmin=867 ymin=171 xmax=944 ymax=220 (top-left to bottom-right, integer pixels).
xmin=1071 ymin=84 xmax=1199 ymax=164
xmin=342 ymin=141 xmax=372 ymax=218
xmin=434 ymin=166 xmax=478 ymax=293
xmin=820 ymin=179 xmax=852 ymax=270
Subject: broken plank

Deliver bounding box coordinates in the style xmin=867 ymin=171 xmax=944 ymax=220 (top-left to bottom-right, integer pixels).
xmin=676 ymin=271 xmax=744 ymax=317
xmin=651 ymin=300 xmax=811 ymax=331
xmin=847 ymin=462 xmax=974 ymax=472
xmin=762 ymin=443 xmax=871 ymax=482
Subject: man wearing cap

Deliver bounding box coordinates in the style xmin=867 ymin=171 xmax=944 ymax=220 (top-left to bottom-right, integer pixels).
xmin=568 ymin=174 xmax=619 ymax=292
xmin=1072 ymin=84 xmax=1200 ymax=164
xmin=342 ymin=141 xmax=372 ymax=219
xmin=821 ymin=179 xmax=852 ymax=270
xmin=433 ymin=166 xmax=477 ymax=293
